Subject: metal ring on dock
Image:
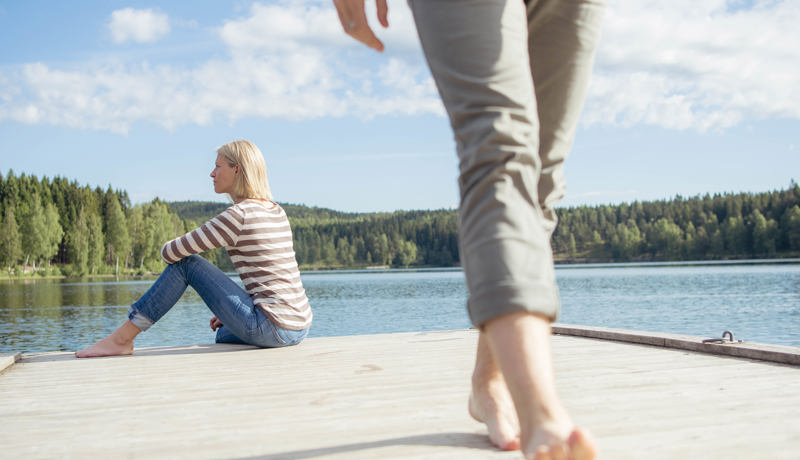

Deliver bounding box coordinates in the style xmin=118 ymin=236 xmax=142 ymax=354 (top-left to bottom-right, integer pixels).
xmin=702 ymin=330 xmax=742 ymax=344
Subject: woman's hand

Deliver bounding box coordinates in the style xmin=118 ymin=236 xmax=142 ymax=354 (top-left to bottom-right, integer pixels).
xmin=333 ymin=0 xmax=389 ymax=52
xmin=209 ymin=316 xmax=223 ymax=331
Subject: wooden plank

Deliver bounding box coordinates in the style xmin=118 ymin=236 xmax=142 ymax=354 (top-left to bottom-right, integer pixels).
xmin=0 ymin=353 xmax=20 ymax=375
xmin=0 ymin=330 xmax=798 ymax=459
xmin=553 ymin=324 xmax=800 ymax=365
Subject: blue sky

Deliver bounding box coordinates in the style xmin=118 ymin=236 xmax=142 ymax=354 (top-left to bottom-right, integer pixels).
xmin=1 ymin=0 xmax=798 ymax=212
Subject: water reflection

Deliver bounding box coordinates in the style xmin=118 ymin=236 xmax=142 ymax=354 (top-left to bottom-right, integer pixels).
xmin=0 ymin=277 xmax=157 ymax=354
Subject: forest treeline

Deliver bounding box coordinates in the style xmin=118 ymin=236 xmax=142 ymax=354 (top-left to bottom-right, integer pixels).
xmin=173 ymin=181 xmax=800 ymax=268
xmin=552 ymin=182 xmax=800 ymax=262
xmin=1 ymin=169 xmax=799 ymax=277
xmin=168 ymin=201 xmax=459 ymax=270
xmin=0 ymin=171 xmax=192 ymax=276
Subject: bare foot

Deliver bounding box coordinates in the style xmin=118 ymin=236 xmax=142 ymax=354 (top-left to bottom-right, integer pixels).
xmin=528 ymin=427 xmax=597 ymax=460
xmin=75 ymin=335 xmax=134 ymax=358
xmin=479 ymin=312 xmax=598 ymax=459
xmin=469 ymin=379 xmax=521 ymax=451
xmin=75 ymin=320 xmax=141 ymax=358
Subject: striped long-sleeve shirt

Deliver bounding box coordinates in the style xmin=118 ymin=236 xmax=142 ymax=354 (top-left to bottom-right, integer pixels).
xmin=160 ymin=199 xmax=312 ymax=330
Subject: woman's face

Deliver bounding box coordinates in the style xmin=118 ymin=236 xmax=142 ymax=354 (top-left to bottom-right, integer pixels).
xmin=211 ymin=154 xmax=238 ymax=196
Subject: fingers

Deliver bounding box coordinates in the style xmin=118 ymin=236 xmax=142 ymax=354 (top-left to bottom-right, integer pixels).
xmin=377 ymin=0 xmax=388 ymax=27
xmin=333 ymin=0 xmax=386 ymax=52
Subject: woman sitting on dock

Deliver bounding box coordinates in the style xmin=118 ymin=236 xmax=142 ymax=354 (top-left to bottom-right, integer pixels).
xmin=76 ymin=140 xmax=312 ymax=358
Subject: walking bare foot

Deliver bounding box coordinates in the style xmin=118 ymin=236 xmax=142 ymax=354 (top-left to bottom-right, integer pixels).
xmin=75 ymin=335 xmax=133 ymax=358
xmin=469 ymin=380 xmax=521 ymax=451
xmin=527 ymin=426 xmax=597 ymax=460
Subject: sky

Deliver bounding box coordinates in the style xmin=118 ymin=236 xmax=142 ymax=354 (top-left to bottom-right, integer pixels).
xmin=0 ymin=0 xmax=798 ymax=213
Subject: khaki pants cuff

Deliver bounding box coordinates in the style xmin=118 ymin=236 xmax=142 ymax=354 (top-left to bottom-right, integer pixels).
xmin=467 ymin=281 xmax=560 ymax=328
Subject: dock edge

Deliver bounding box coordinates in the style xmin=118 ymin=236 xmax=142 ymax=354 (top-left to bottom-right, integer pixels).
xmin=0 ymin=353 xmax=22 ymax=374
xmin=553 ymin=324 xmax=800 ymax=366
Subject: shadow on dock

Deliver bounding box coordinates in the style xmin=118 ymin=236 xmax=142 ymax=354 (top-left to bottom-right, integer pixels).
xmin=22 ymin=343 xmax=256 ymax=363
xmin=235 ymin=432 xmax=493 ymax=460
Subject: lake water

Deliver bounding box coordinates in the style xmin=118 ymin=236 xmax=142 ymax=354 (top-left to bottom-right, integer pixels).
xmin=1 ymin=260 xmax=799 ymax=354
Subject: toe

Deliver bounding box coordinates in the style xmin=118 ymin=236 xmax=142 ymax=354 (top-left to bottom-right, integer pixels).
xmin=568 ymin=428 xmax=597 ymax=460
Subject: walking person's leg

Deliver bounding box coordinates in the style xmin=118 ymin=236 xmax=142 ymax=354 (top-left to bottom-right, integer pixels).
xmin=508 ymin=2 xmax=604 ymax=456
xmin=409 ymin=0 xmax=603 ymax=457
xmin=527 ymin=0 xmax=606 ymax=234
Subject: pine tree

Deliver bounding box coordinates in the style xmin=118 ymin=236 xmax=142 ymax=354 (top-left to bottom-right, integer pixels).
xmin=104 ymin=196 xmax=131 ymax=273
xmin=782 ymin=205 xmax=800 ymax=251
xmin=66 ymin=208 xmax=90 ymax=275
xmin=87 ymin=213 xmax=105 ymax=274
xmin=42 ymin=202 xmax=64 ymax=269
xmin=21 ymin=194 xmax=48 ymax=272
xmin=0 ymin=204 xmax=22 ymax=274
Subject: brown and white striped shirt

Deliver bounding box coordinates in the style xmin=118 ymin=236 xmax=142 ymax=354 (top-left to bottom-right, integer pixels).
xmin=160 ymin=199 xmax=312 ymax=331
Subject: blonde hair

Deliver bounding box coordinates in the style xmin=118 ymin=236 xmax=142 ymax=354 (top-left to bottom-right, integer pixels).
xmin=217 ymin=140 xmax=273 ymax=201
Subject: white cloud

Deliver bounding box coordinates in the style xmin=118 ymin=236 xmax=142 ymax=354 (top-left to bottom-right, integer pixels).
xmin=0 ymin=0 xmax=797 ymax=134
xmin=0 ymin=1 xmax=438 ymax=134
xmin=583 ymin=0 xmax=800 ymax=131
xmin=109 ymin=8 xmax=170 ymax=44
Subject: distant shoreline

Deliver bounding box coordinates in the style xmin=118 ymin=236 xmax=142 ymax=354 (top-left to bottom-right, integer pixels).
xmin=4 ymin=257 xmax=799 ymax=282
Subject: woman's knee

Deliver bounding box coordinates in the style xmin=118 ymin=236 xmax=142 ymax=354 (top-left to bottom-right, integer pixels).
xmin=179 ymin=254 xmax=220 ymax=278
xmin=179 ymin=254 xmax=206 ymax=266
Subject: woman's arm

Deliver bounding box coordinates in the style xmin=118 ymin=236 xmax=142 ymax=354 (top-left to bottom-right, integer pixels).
xmin=160 ymin=206 xmax=244 ymax=264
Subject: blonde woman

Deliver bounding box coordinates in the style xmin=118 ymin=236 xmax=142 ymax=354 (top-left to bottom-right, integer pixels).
xmin=76 ymin=140 xmax=312 ymax=358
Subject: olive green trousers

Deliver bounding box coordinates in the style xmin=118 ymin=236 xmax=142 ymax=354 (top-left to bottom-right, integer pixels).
xmin=409 ymin=0 xmax=606 ymax=326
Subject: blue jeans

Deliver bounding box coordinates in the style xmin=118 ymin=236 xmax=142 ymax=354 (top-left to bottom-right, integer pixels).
xmin=127 ymin=255 xmax=309 ymax=348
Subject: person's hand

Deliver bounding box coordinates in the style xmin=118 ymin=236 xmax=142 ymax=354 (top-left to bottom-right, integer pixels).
xmin=333 ymin=0 xmax=389 ymax=52
xmin=209 ymin=316 xmax=223 ymax=331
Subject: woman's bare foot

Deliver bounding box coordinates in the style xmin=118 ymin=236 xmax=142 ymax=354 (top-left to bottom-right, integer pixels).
xmin=75 ymin=320 xmax=140 ymax=358
xmin=528 ymin=427 xmax=597 ymax=460
xmin=75 ymin=335 xmax=133 ymax=358
xmin=469 ymin=380 xmax=521 ymax=451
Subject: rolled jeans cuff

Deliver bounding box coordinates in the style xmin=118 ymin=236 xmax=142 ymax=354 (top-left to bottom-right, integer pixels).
xmin=128 ymin=305 xmax=155 ymax=332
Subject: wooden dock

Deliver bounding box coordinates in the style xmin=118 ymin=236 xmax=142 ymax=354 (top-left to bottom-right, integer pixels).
xmin=1 ymin=328 xmax=799 ymax=459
